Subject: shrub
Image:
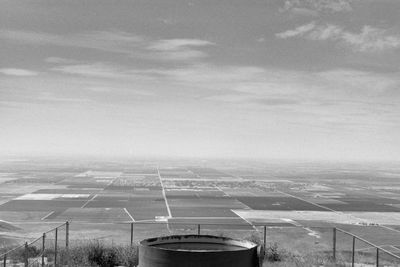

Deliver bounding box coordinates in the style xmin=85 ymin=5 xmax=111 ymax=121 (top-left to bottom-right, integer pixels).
xmin=13 ymin=245 xmax=41 ymax=262
xmin=265 ymin=243 xmax=282 ymax=262
xmin=87 ymin=241 xmax=121 ymax=267
xmin=57 ymin=241 xmax=138 ymax=267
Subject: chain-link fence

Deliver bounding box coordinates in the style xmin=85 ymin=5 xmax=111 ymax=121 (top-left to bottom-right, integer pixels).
xmin=0 ymin=222 xmax=69 ymax=267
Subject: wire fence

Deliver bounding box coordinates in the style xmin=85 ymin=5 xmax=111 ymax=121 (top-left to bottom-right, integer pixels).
xmin=333 ymin=227 xmax=400 ymax=267
xmin=2 ymin=221 xmax=400 ymax=266
xmin=123 ymin=222 xmax=400 ymax=266
xmin=0 ymin=222 xmax=69 ymax=267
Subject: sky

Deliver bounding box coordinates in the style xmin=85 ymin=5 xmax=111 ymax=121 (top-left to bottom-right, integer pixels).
xmin=0 ymin=0 xmax=400 ymax=161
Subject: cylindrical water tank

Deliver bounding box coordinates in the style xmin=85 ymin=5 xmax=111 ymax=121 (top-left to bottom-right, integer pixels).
xmin=139 ymin=234 xmax=260 ymax=267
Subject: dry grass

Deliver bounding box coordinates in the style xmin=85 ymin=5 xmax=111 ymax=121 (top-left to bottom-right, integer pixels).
xmin=57 ymin=241 xmax=138 ymax=267
xmin=2 ymin=237 xmax=386 ymax=267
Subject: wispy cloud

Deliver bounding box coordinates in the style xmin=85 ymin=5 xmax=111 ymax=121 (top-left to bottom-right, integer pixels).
xmin=136 ymin=65 xmax=265 ymax=84
xmin=36 ymin=92 xmax=92 ymax=103
xmin=50 ymin=61 xmax=400 ymax=101
xmin=277 ymin=23 xmax=400 ymax=52
xmin=146 ymin=39 xmax=214 ymax=61
xmin=148 ymin=39 xmax=213 ymax=51
xmin=51 ymin=62 xmax=266 ymax=89
xmin=0 ymin=68 xmax=39 ymax=76
xmin=340 ymin=26 xmax=400 ymax=52
xmin=206 ymin=94 xmax=300 ymax=107
xmin=1 ymin=29 xmax=213 ymax=62
xmin=252 ymin=98 xmax=300 ymax=106
xmin=52 ymin=63 xmax=127 ymax=79
xmin=276 ymin=21 xmax=316 ymax=39
xmin=281 ymin=0 xmax=355 ymax=15
xmin=0 ymin=29 xmax=143 ymax=54
xmin=45 ymin=57 xmax=81 ymax=64
xmin=204 ymin=66 xmax=400 ymax=111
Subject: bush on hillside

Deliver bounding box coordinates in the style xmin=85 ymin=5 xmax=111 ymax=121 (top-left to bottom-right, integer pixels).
xmin=58 ymin=241 xmax=138 ymax=267
xmin=265 ymin=243 xmax=282 ymax=262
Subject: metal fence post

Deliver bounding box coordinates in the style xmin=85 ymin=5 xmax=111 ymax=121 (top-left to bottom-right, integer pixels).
xmin=42 ymin=233 xmax=46 ymax=267
xmin=197 ymin=224 xmax=201 ymax=235
xmin=263 ymin=226 xmax=266 ymax=253
xmin=352 ymin=236 xmax=355 ymax=267
xmin=54 ymin=227 xmax=58 ymax=267
xmin=24 ymin=242 xmax=28 ymax=267
xmin=333 ymin=228 xmax=336 ymax=261
xmin=65 ymin=221 xmax=69 ymax=266
xmin=376 ymin=248 xmax=379 ymax=267
xmin=3 ymin=254 xmax=6 ymax=267
xmin=130 ymin=223 xmax=134 ymax=247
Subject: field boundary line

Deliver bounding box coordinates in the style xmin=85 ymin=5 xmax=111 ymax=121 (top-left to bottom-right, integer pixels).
xmin=214 ymin=185 xmax=253 ymax=209
xmin=124 ymin=208 xmax=135 ymax=222
xmin=41 ymin=211 xmax=55 ymax=220
xmin=157 ymin=166 xmax=172 ymax=234
xmin=81 ymin=194 xmax=98 ymax=208
xmin=276 ymin=189 xmax=338 ymax=212
xmin=380 ymin=225 xmax=400 ymax=235
xmin=171 ymin=216 xmax=242 ymax=219
xmin=278 ymin=189 xmax=400 ymax=238
xmin=231 ymin=210 xmax=258 ymax=230
xmin=157 ymin=167 xmax=172 ymax=218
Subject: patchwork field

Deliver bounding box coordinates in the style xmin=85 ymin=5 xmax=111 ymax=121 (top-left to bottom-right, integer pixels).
xmin=1 ymin=159 xmax=400 ymax=255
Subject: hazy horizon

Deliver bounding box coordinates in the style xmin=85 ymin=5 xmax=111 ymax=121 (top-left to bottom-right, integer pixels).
xmin=1 ymin=0 xmax=400 ymax=162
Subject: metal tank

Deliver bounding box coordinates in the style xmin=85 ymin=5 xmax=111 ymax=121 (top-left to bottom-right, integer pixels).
xmin=138 ymin=234 xmax=260 ymax=267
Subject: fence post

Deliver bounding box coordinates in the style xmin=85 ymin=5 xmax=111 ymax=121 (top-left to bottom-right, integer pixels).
xmin=3 ymin=254 xmax=6 ymax=267
xmin=376 ymin=248 xmax=379 ymax=267
xmin=197 ymin=224 xmax=201 ymax=235
xmin=65 ymin=221 xmax=69 ymax=266
xmin=24 ymin=242 xmax=28 ymax=267
xmin=333 ymin=228 xmax=336 ymax=261
xmin=352 ymin=236 xmax=355 ymax=267
xmin=54 ymin=227 xmax=58 ymax=267
xmin=130 ymin=223 xmax=134 ymax=247
xmin=263 ymin=226 xmax=266 ymax=254
xmin=41 ymin=233 xmax=46 ymax=267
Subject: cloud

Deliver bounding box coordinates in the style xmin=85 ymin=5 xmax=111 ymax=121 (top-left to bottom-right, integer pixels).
xmin=0 ymin=29 xmax=143 ymax=54
xmin=252 ymin=98 xmax=300 ymax=106
xmin=288 ymin=7 xmax=319 ymax=17
xmin=306 ymin=24 xmax=343 ymax=40
xmin=51 ymin=61 xmax=400 ymax=102
xmin=52 ymin=63 xmax=163 ymax=84
xmin=145 ymin=39 xmax=214 ymax=61
xmin=48 ymin=58 xmax=400 ymax=116
xmin=51 ymin=62 xmax=265 ymax=87
xmin=52 ymin=63 xmax=126 ymax=79
xmin=281 ymin=0 xmax=354 ymax=15
xmin=277 ymin=23 xmax=400 ymax=52
xmin=136 ymin=64 xmax=265 ymax=84
xmin=148 ymin=39 xmax=213 ymax=51
xmin=1 ymin=29 xmax=213 ymax=62
xmin=45 ymin=57 xmax=81 ymax=64
xmin=276 ymin=21 xmax=316 ymax=38
xmin=0 ymin=68 xmax=39 ymax=76
xmin=36 ymin=92 xmax=92 ymax=103
xmin=340 ymin=26 xmax=400 ymax=52
xmin=206 ymin=94 xmax=300 ymax=106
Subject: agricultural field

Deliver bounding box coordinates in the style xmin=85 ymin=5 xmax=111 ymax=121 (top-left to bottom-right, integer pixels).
xmin=1 ymin=158 xmax=400 ymax=256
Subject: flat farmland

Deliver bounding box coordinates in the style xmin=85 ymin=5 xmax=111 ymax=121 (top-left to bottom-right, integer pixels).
xmin=48 ymin=208 xmax=131 ymax=222
xmin=1 ymin=159 xmax=400 ymax=252
xmin=236 ymin=196 xmax=328 ymax=211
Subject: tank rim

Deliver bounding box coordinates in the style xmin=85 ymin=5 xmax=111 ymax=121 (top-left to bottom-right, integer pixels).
xmin=140 ymin=234 xmax=258 ymax=252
